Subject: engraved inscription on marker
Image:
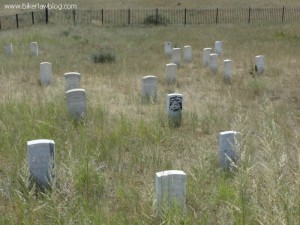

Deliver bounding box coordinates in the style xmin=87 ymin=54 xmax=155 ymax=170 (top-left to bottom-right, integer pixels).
xmin=167 ymin=93 xmax=183 ymax=126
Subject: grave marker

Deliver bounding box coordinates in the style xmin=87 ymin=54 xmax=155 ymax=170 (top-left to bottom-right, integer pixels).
xmin=30 ymin=42 xmax=38 ymax=56
xmin=223 ymin=59 xmax=233 ymax=82
xmin=164 ymin=42 xmax=172 ymax=57
xmin=203 ymin=48 xmax=212 ymax=66
xmin=183 ymin=45 xmax=192 ymax=63
xmin=215 ymin=41 xmax=222 ymax=55
xmin=219 ymin=131 xmax=240 ymax=169
xmin=141 ymin=75 xmax=158 ymax=102
xmin=209 ymin=53 xmax=218 ymax=74
xmin=40 ymin=62 xmax=52 ymax=85
xmin=165 ymin=63 xmax=177 ymax=84
xmin=172 ymin=48 xmax=181 ymax=66
xmin=66 ymin=88 xmax=87 ymax=120
xmin=167 ymin=93 xmax=183 ymax=126
xmin=255 ymin=55 xmax=265 ymax=75
xmin=64 ymin=72 xmax=81 ymax=91
xmin=155 ymin=170 xmax=186 ymax=215
xmin=4 ymin=43 xmax=13 ymax=55
xmin=27 ymin=139 xmax=55 ymax=189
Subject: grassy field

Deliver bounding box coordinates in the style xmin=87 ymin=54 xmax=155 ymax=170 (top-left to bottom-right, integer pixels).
xmin=1 ymin=0 xmax=300 ymax=15
xmin=0 ymin=15 xmax=300 ymax=225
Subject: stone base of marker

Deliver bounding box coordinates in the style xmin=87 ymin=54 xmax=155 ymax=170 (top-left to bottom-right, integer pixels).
xmin=219 ymin=131 xmax=240 ymax=170
xmin=155 ymin=170 xmax=186 ymax=217
xmin=167 ymin=93 xmax=183 ymax=127
xmin=27 ymin=139 xmax=55 ymax=191
xmin=141 ymin=75 xmax=158 ymax=102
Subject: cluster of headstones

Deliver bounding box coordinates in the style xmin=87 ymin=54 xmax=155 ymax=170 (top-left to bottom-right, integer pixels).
xmin=26 ymin=130 xmax=239 ymax=214
xmin=4 ymin=42 xmax=38 ymax=56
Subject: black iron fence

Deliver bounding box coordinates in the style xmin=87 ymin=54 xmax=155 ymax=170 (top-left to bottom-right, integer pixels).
xmin=1 ymin=7 xmax=300 ymax=30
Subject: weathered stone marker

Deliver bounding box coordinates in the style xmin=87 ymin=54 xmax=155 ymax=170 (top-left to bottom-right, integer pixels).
xmin=40 ymin=62 xmax=52 ymax=85
xmin=183 ymin=45 xmax=192 ymax=63
xmin=155 ymin=170 xmax=186 ymax=215
xmin=209 ymin=53 xmax=218 ymax=74
xmin=203 ymin=48 xmax=212 ymax=66
xmin=141 ymin=75 xmax=158 ymax=102
xmin=215 ymin=41 xmax=222 ymax=55
xmin=167 ymin=93 xmax=183 ymax=126
xmin=4 ymin=43 xmax=13 ymax=55
xmin=165 ymin=63 xmax=177 ymax=84
xmin=66 ymin=88 xmax=87 ymax=120
xmin=219 ymin=131 xmax=240 ymax=169
xmin=30 ymin=42 xmax=38 ymax=56
xmin=255 ymin=55 xmax=265 ymax=75
xmin=27 ymin=139 xmax=55 ymax=189
xmin=223 ymin=59 xmax=233 ymax=82
xmin=64 ymin=72 xmax=81 ymax=91
xmin=172 ymin=48 xmax=181 ymax=66
xmin=164 ymin=42 xmax=172 ymax=57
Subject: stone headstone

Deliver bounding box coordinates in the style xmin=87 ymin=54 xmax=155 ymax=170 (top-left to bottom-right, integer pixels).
xmin=255 ymin=55 xmax=265 ymax=75
xmin=209 ymin=53 xmax=218 ymax=74
xmin=164 ymin=42 xmax=172 ymax=57
xmin=215 ymin=41 xmax=222 ymax=55
xmin=27 ymin=139 xmax=55 ymax=189
xmin=40 ymin=62 xmax=52 ymax=85
xmin=203 ymin=48 xmax=212 ymax=66
xmin=219 ymin=131 xmax=240 ymax=169
xmin=172 ymin=48 xmax=181 ymax=66
xmin=165 ymin=63 xmax=177 ymax=84
xmin=4 ymin=43 xmax=13 ymax=55
xmin=66 ymin=88 xmax=87 ymax=120
xmin=183 ymin=45 xmax=192 ymax=63
xmin=141 ymin=75 xmax=158 ymax=102
xmin=223 ymin=59 xmax=233 ymax=82
xmin=30 ymin=42 xmax=38 ymax=56
xmin=155 ymin=170 xmax=186 ymax=215
xmin=167 ymin=93 xmax=183 ymax=126
xmin=64 ymin=72 xmax=81 ymax=91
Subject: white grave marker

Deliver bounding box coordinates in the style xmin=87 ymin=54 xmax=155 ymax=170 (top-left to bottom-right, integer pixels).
xmin=215 ymin=41 xmax=222 ymax=55
xmin=209 ymin=53 xmax=218 ymax=74
xmin=66 ymin=88 xmax=87 ymax=120
xmin=255 ymin=55 xmax=265 ymax=75
xmin=4 ymin=43 xmax=13 ymax=55
xmin=223 ymin=59 xmax=233 ymax=82
xmin=64 ymin=72 xmax=81 ymax=91
xmin=203 ymin=48 xmax=212 ymax=66
xmin=30 ymin=42 xmax=38 ymax=56
xmin=172 ymin=48 xmax=181 ymax=66
xmin=141 ymin=75 xmax=158 ymax=102
xmin=40 ymin=62 xmax=52 ymax=85
xmin=183 ymin=45 xmax=192 ymax=63
xmin=27 ymin=139 xmax=55 ymax=188
xmin=219 ymin=131 xmax=240 ymax=169
xmin=164 ymin=42 xmax=172 ymax=57
xmin=167 ymin=93 xmax=183 ymax=126
xmin=166 ymin=63 xmax=177 ymax=84
xmin=155 ymin=170 xmax=186 ymax=214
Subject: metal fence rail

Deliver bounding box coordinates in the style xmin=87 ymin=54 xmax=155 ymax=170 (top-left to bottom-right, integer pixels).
xmin=1 ymin=7 xmax=300 ymax=30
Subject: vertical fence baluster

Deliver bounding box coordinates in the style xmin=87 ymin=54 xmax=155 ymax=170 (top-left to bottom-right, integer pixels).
xmin=16 ymin=14 xmax=19 ymax=28
xmin=216 ymin=8 xmax=218 ymax=24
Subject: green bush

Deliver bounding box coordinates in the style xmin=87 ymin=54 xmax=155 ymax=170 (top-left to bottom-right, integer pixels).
xmin=91 ymin=48 xmax=115 ymax=64
xmin=144 ymin=14 xmax=170 ymax=25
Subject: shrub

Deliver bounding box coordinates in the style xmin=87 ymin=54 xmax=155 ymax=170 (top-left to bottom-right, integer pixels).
xmin=144 ymin=14 xmax=170 ymax=25
xmin=91 ymin=47 xmax=115 ymax=64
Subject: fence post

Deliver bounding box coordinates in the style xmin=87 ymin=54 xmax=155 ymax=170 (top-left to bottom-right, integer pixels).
xmin=16 ymin=14 xmax=19 ymax=28
xmin=216 ymin=8 xmax=218 ymax=24
xmin=155 ymin=8 xmax=159 ymax=24
xmin=282 ymin=6 xmax=285 ymax=22
xmin=128 ymin=8 xmax=130 ymax=25
xmin=101 ymin=9 xmax=104 ymax=25
xmin=248 ymin=7 xmax=251 ymax=23
xmin=184 ymin=8 xmax=187 ymax=25
xmin=32 ymin=11 xmax=34 ymax=25
xmin=72 ymin=9 xmax=76 ymax=23
xmin=45 ymin=4 xmax=48 ymax=24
